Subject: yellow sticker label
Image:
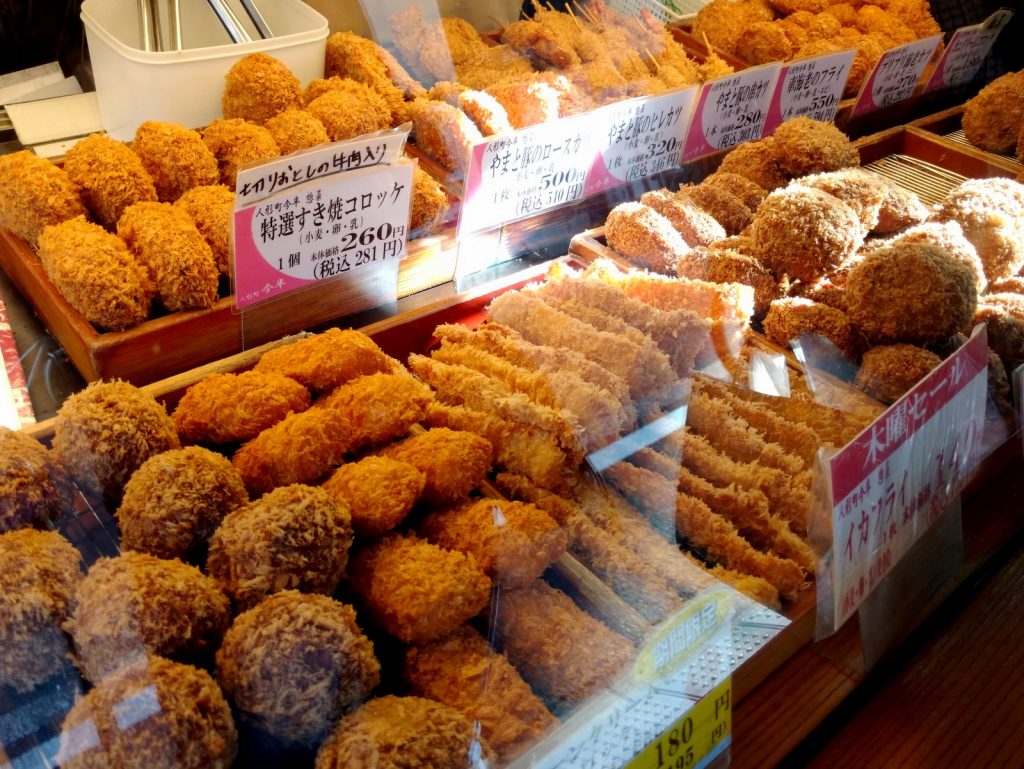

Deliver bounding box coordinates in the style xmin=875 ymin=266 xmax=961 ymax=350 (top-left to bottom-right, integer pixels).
xmin=633 ymin=590 xmax=732 ymax=682
xmin=624 ymin=677 xmax=732 ymax=769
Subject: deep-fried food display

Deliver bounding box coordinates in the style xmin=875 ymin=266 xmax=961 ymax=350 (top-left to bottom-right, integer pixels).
xmin=68 ymin=552 xmax=231 ymax=683
xmin=962 ymin=70 xmax=1024 ymax=154
xmin=323 ymin=456 xmax=424 ymax=537
xmin=379 ymin=427 xmax=493 ymax=504
xmin=972 ymin=302 xmax=1024 ymax=368
xmin=116 ymin=447 xmax=248 ymax=560
xmin=854 ymin=344 xmax=941 ymax=404
xmin=682 ymin=551 xmax=781 ymax=610
xmin=456 ymin=44 xmax=536 ymax=91
xmin=254 ymin=328 xmax=397 ymax=392
xmin=716 ymin=137 xmax=788 ymax=191
xmin=408 ymin=98 xmax=484 ymax=175
xmin=349 ymin=532 xmax=492 ymax=644
xmin=410 ymin=163 xmax=451 ymax=232
xmin=207 ymin=484 xmax=352 ymax=608
xmin=0 ymin=427 xmax=73 ymax=532
xmin=216 ymin=590 xmax=379 ymax=747
xmin=799 ymin=168 xmax=887 ymax=232
xmin=0 ymin=150 xmax=86 ymax=246
xmin=736 ymin=21 xmax=797 ymax=65
xmin=131 ymin=120 xmax=220 ymax=202
xmin=605 ymin=201 xmax=690 ymax=273
xmin=872 ymin=174 xmax=931 ymax=233
xmin=450 ymin=88 xmax=512 ymax=136
xmin=640 ymin=189 xmax=727 ymax=247
xmin=693 ymin=0 xmax=776 ymax=57
xmin=173 ymin=184 xmax=235 ymax=276
xmin=201 ymin=118 xmax=280 ymax=189
xmin=63 ymin=133 xmax=157 ymax=230
xmin=503 ymin=17 xmax=580 ymax=69
xmin=264 ymin=108 xmax=329 ymax=155
xmin=764 ymin=296 xmax=866 ymax=360
xmin=702 ymin=170 xmax=768 ymax=211
xmin=316 ymin=371 xmax=434 ymax=450
xmin=306 ymin=80 xmax=394 ymax=143
xmin=53 ymin=380 xmax=180 ymax=497
xmin=325 ymin=31 xmax=424 ymax=123
xmin=486 ymin=77 xmax=562 ymax=128
xmin=872 ymin=220 xmax=986 ymax=293
xmin=935 ymin=177 xmax=1024 ymax=280
xmin=0 ymin=529 xmax=82 ymax=692
xmin=676 ymin=247 xmax=781 ymax=318
xmin=677 ymin=182 xmax=754 ymax=235
xmin=57 ymin=656 xmax=237 ymax=769
xmin=221 ymin=52 xmax=301 ymax=124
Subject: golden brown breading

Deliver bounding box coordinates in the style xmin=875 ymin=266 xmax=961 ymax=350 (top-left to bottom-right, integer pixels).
xmin=207 ymin=484 xmax=352 ymax=608
xmin=702 ymin=171 xmax=768 ymax=211
xmin=854 ymin=344 xmax=941 ymax=404
xmin=737 ymin=21 xmax=797 ymax=64
xmin=264 ymin=108 xmax=330 ymax=155
xmin=63 ymin=133 xmax=157 ymax=230
xmin=872 ymin=220 xmax=986 ymax=293
xmin=0 ymin=150 xmax=86 ymax=246
xmin=799 ymin=167 xmax=887 ymax=232
xmin=301 ymin=75 xmax=348 ymax=106
xmin=410 ymin=163 xmax=451 ymax=233
xmin=408 ymin=98 xmax=484 ymax=176
xmin=201 ymin=118 xmax=280 ymax=189
xmin=255 ymin=328 xmax=397 ymax=392
xmin=871 ymin=174 xmax=931 ymax=233
xmin=681 ymin=551 xmax=781 ymax=610
xmin=116 ymin=446 xmax=248 ymax=560
xmin=503 ymin=17 xmax=581 ymax=68
xmin=323 ymin=456 xmax=424 ymax=537
xmin=716 ymin=137 xmax=788 ymax=191
xmin=0 ymin=427 xmax=73 ymax=532
xmin=987 ymin=276 xmax=1024 ymax=295
xmin=378 ymin=426 xmax=493 ymax=505
xmin=131 ymin=120 xmax=220 ymax=202
xmin=602 ymin=461 xmax=681 ymax=538
xmin=962 ymin=71 xmax=1024 ymax=153
xmin=305 ymin=81 xmax=394 ymax=144
xmin=216 ymin=590 xmax=379 ymax=747
xmin=173 ymin=184 xmax=235 ymax=276
xmin=641 ymin=189 xmax=728 ymax=247
xmin=676 ymin=247 xmax=781 ymax=319
xmin=605 ymin=200 xmax=691 ymax=274
xmin=679 ymin=182 xmax=754 ymax=235
xmin=692 ymin=0 xmax=776 ymax=55
xmin=325 ymin=31 xmax=420 ymax=124
xmin=117 ymin=201 xmax=219 ymax=311
xmin=973 ymin=302 xmax=1024 ymax=368
xmin=763 ymin=296 xmax=866 ymax=360
xmin=221 ymin=52 xmax=301 ymax=124
xmin=455 ymin=44 xmax=536 ymax=91
xmin=349 ymin=533 xmax=492 ymax=644
xmin=457 ymin=88 xmax=513 ymax=136
xmin=316 ymin=371 xmax=434 ymax=451
xmin=935 ymin=177 xmax=1024 ymax=280
xmin=53 ymin=380 xmax=180 ymax=498
xmin=854 ymin=5 xmax=916 ymax=43
xmin=0 ymin=529 xmax=82 ymax=692
xmin=68 ymin=552 xmax=231 ymax=683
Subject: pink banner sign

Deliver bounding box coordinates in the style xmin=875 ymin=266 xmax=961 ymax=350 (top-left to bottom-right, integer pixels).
xmin=763 ymin=49 xmax=855 ymax=135
xmin=850 ymin=35 xmax=942 ymax=117
xmin=925 ymin=10 xmax=1014 ymax=93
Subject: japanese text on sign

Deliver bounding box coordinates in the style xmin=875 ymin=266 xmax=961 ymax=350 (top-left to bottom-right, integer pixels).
xmin=925 ymin=10 xmax=1014 ymax=92
xmin=764 ymin=49 xmax=855 ymax=133
xmin=683 ymin=63 xmax=781 ymax=161
xmin=851 ymin=36 xmax=942 ymax=117
xmin=827 ymin=329 xmax=988 ymax=629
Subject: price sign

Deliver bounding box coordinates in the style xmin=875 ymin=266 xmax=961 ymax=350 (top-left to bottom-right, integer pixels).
xmin=851 ymin=35 xmax=942 ymax=117
xmin=585 ymin=86 xmax=697 ymax=196
xmin=925 ymin=10 xmax=1014 ymax=92
xmin=827 ymin=328 xmax=988 ymax=629
xmin=682 ymin=63 xmax=781 ymax=161
xmin=763 ymin=49 xmax=855 ymax=134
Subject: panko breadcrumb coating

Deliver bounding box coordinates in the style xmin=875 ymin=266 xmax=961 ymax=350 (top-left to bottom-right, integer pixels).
xmin=457 ymin=89 xmax=512 ymax=136
xmin=702 ymin=171 xmax=768 ymax=210
xmin=57 ymin=656 xmax=236 ymax=769
xmin=408 ymin=98 xmax=484 ymax=175
xmin=316 ymin=371 xmax=434 ymax=450
xmin=174 ymin=184 xmax=235 ymax=276
xmin=872 ymin=175 xmax=930 ymax=234
xmin=962 ymin=70 xmax=1024 ymax=153
xmin=216 ymin=591 xmax=379 ymax=747
xmin=0 ymin=427 xmax=74 ymax=532
xmin=486 ymin=78 xmax=561 ymax=128
xmin=605 ymin=201 xmax=690 ymax=274
xmin=264 ymin=108 xmax=329 ymax=155
xmin=208 ymin=484 xmax=352 ymax=608
xmin=693 ymin=0 xmax=776 ymax=55
xmin=989 ymin=276 xmax=1024 ymax=295
xmin=221 ymin=52 xmax=301 ymax=124
xmin=302 ymin=76 xmax=348 ymax=106
xmin=53 ymin=380 xmax=179 ymax=498
xmin=254 ymin=327 xmax=396 ymax=392
xmin=678 ymin=182 xmax=753 ymax=235
xmin=972 ymin=303 xmax=1024 ymax=367
xmin=846 ymin=242 xmax=978 ymax=345
xmin=117 ymin=201 xmax=219 ymax=311
xmin=379 ymin=428 xmax=493 ymax=505
xmin=0 ymin=150 xmax=86 ymax=246
xmin=349 ymin=533 xmax=492 ymax=644
xmin=306 ymin=81 xmax=393 ymax=143
xmin=172 ymin=369 xmax=311 ymax=444
xmin=131 ymin=120 xmax=219 ymax=202
xmin=736 ymin=22 xmax=796 ymax=65
xmin=772 ymin=116 xmax=859 ymax=178
xmin=676 ymin=247 xmax=781 ymax=318
xmin=201 ymin=118 xmax=280 ymax=189
xmin=877 ymin=220 xmax=987 ymax=293
xmin=116 ymin=447 xmax=248 ymax=560
xmin=763 ymin=297 xmax=866 ymax=360
xmin=325 ymin=31 xmax=421 ymax=124
xmin=68 ymin=552 xmax=231 ymax=683
xmin=641 ymin=189 xmax=728 ymax=247
xmin=799 ymin=168 xmax=887 ymax=231
xmin=315 ymin=695 xmax=492 ymax=769
xmin=716 ymin=136 xmax=788 ymax=191
xmin=63 ymin=133 xmax=157 ymax=230
xmin=935 ymin=177 xmax=1024 ymax=280
xmin=0 ymin=529 xmax=82 ymax=692
xmin=323 ymin=457 xmax=424 ymax=537
xmin=411 ymin=163 xmax=451 ymax=233
xmin=854 ymin=344 xmax=941 ymax=404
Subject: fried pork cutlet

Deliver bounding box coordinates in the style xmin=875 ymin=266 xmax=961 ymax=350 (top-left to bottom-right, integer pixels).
xmin=254 ymin=328 xmax=397 ymax=393
xmin=316 ymin=371 xmax=434 ymax=451
xmin=378 ymin=427 xmax=493 ymax=505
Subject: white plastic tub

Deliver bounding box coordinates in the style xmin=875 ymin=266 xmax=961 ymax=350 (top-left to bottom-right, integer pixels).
xmin=82 ymin=0 xmax=328 ymax=140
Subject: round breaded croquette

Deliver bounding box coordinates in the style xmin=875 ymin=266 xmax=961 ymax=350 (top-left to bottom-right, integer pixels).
xmin=736 ymin=22 xmax=796 ymax=65
xmin=854 ymin=5 xmax=916 ymax=43
xmin=716 ymin=136 xmax=788 ymax=191
xmin=872 ymin=175 xmax=931 ymax=234
xmin=750 ymin=185 xmax=863 ymax=282
xmin=201 ymin=118 xmax=280 ymax=190
xmin=972 ymin=303 xmax=1024 ymax=368
xmin=0 ymin=529 xmax=82 ymax=692
xmin=315 ymin=371 xmax=434 ymax=450
xmin=846 ymin=242 xmax=978 ymax=345
xmin=131 ymin=120 xmax=219 ymax=202
xmin=207 ymin=484 xmax=353 ymax=608
xmin=0 ymin=150 xmax=86 ymax=246
xmin=878 ymin=220 xmax=987 ymax=293
xmin=349 ymin=533 xmax=492 ymax=644
xmin=117 ymin=201 xmax=219 ymax=311
xmin=702 ymin=171 xmax=768 ymax=211
xmin=935 ymin=178 xmax=1024 ymax=280
xmin=639 ymin=189 xmax=727 ymax=247
xmin=216 ymin=591 xmax=380 ymax=747
xmin=116 ymin=447 xmax=248 ymax=560
xmin=254 ymin=327 xmax=397 ymax=392
xmin=410 ymin=163 xmax=451 ymax=233
xmin=799 ymin=167 xmax=887 ymax=231
xmin=264 ymin=107 xmax=329 ymax=155
xmin=604 ymin=201 xmax=689 ymax=274
xmin=854 ymin=344 xmax=941 ymax=404
xmin=988 ymin=276 xmax=1024 ymax=295
xmin=306 ymin=82 xmax=393 ymax=143
xmin=63 ymin=133 xmax=158 ymax=230
xmin=771 ymin=116 xmax=859 ymax=178
xmin=53 ymin=380 xmax=180 ymax=498
xmin=68 ymin=552 xmax=231 ymax=683
xmin=379 ymin=428 xmax=493 ymax=505
xmin=173 ymin=369 xmax=311 ymax=444
xmin=221 ymin=52 xmax=301 ymax=124
xmin=315 ymin=695 xmax=492 ymax=769
xmin=324 ymin=31 xmax=419 ymax=124
xmin=763 ymin=297 xmax=867 ymax=360
xmin=0 ymin=427 xmax=74 ymax=532
xmin=678 ymin=182 xmax=754 ymax=235
xmin=962 ymin=70 xmax=1024 ymax=153
xmin=56 ymin=656 xmax=237 ymax=769
xmin=676 ymin=247 xmax=781 ymax=317
xmin=323 ymin=457 xmax=425 ymax=537
xmin=173 ymin=185 xmax=235 ymax=276
xmin=692 ymin=0 xmax=775 ymax=55
xmin=301 ymin=76 xmax=347 ymax=106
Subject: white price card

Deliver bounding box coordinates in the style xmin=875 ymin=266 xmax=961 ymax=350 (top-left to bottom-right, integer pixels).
xmin=763 ymin=49 xmax=855 ymax=134
xmin=851 ymin=35 xmax=942 ymax=117
xmin=825 ymin=328 xmax=988 ymax=629
xmin=925 ymin=10 xmax=1014 ymax=92
xmin=682 ymin=63 xmax=781 ymax=161
xmin=585 ymin=86 xmax=698 ymax=195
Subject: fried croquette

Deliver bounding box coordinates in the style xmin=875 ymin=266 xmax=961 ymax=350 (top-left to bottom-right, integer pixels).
xmin=693 ymin=0 xmax=776 ymax=55
xmin=847 ymin=242 xmax=978 ymax=345
xmin=301 ymin=76 xmax=348 ymax=106
xmin=63 ymin=133 xmax=157 ymax=230
xmin=254 ymin=327 xmax=396 ymax=392
xmin=702 ymin=170 xmax=768 ymax=210
xmin=116 ymin=447 xmax=248 ymax=560
xmin=972 ymin=302 xmax=1024 ymax=367
xmin=207 ymin=484 xmax=352 ymax=608
xmin=325 ymin=31 xmax=422 ymax=124
xmin=751 ymin=185 xmax=863 ymax=282
xmin=935 ymin=177 xmax=1024 ymax=280
xmin=316 ymin=371 xmax=433 ymax=450
xmin=604 ymin=201 xmax=690 ymax=273
xmin=855 ymin=344 xmax=941 ymax=404
xmin=640 ymin=189 xmax=728 ymax=247
xmin=872 ymin=175 xmax=931 ymax=233
xmin=764 ymin=296 xmax=866 ymax=359
xmin=173 ymin=184 xmax=235 ymax=275
xmin=410 ymin=163 xmax=451 ymax=233
xmin=117 ymin=201 xmax=218 ymax=311
xmin=0 ymin=529 xmax=82 ymax=692
xmin=404 ymin=625 xmax=558 ymax=764
xmin=323 ymin=457 xmax=424 ymax=537
xmin=264 ymin=107 xmax=329 ymax=155
xmin=56 ymin=656 xmax=237 ymax=769
xmin=799 ymin=167 xmax=888 ymax=231
xmin=716 ymin=137 xmax=788 ymax=191
xmin=201 ymin=118 xmax=280 ymax=189
xmin=131 ymin=120 xmax=220 ymax=202
xmin=216 ymin=591 xmax=379 ymax=747
xmin=53 ymin=380 xmax=179 ymax=498
xmin=737 ymin=22 xmax=797 ymax=65
xmin=306 ymin=81 xmax=394 ymax=142
xmin=0 ymin=150 xmax=86 ymax=246
xmin=315 ymin=695 xmax=492 ymax=769
xmin=676 ymin=247 xmax=781 ymax=317
xmin=772 ymin=116 xmax=859 ymax=178
xmin=68 ymin=552 xmax=231 ymax=683
xmin=221 ymin=52 xmax=301 ymax=124
xmin=878 ymin=220 xmax=987 ymax=293
xmin=962 ymin=70 xmax=1024 ymax=153
xmin=349 ymin=533 xmax=492 ymax=644
xmin=379 ymin=428 xmax=492 ymax=505
xmin=0 ymin=427 xmax=73 ymax=532
xmin=678 ymin=182 xmax=754 ymax=235
xmin=408 ymin=98 xmax=484 ymax=175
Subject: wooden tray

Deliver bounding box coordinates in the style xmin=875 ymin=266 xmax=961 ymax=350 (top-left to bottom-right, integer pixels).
xmin=909 ymin=105 xmax=1023 ymax=174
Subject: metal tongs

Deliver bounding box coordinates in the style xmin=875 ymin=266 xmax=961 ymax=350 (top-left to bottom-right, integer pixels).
xmin=138 ymin=0 xmax=271 ymax=51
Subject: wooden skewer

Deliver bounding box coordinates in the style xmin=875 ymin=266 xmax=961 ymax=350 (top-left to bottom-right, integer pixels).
xmin=489 ymin=15 xmax=507 ymax=31
xmin=701 ymin=31 xmax=713 ymax=55
xmin=644 ymin=46 xmax=661 ymax=72
xmin=565 ymin=3 xmax=584 ymax=31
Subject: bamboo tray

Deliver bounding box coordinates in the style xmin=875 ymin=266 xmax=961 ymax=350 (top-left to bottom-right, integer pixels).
xmin=909 ymin=105 xmax=1023 ymax=175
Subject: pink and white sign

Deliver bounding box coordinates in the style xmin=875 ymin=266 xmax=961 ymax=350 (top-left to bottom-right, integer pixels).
xmin=763 ymin=49 xmax=854 ymax=134
xmin=851 ymin=35 xmax=942 ymax=117
xmin=682 ymin=63 xmax=780 ymax=161
xmin=925 ymin=10 xmax=1014 ymax=93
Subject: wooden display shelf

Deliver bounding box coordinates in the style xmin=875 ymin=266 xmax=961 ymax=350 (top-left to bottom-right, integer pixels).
xmin=909 ymin=105 xmax=1023 ymax=174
